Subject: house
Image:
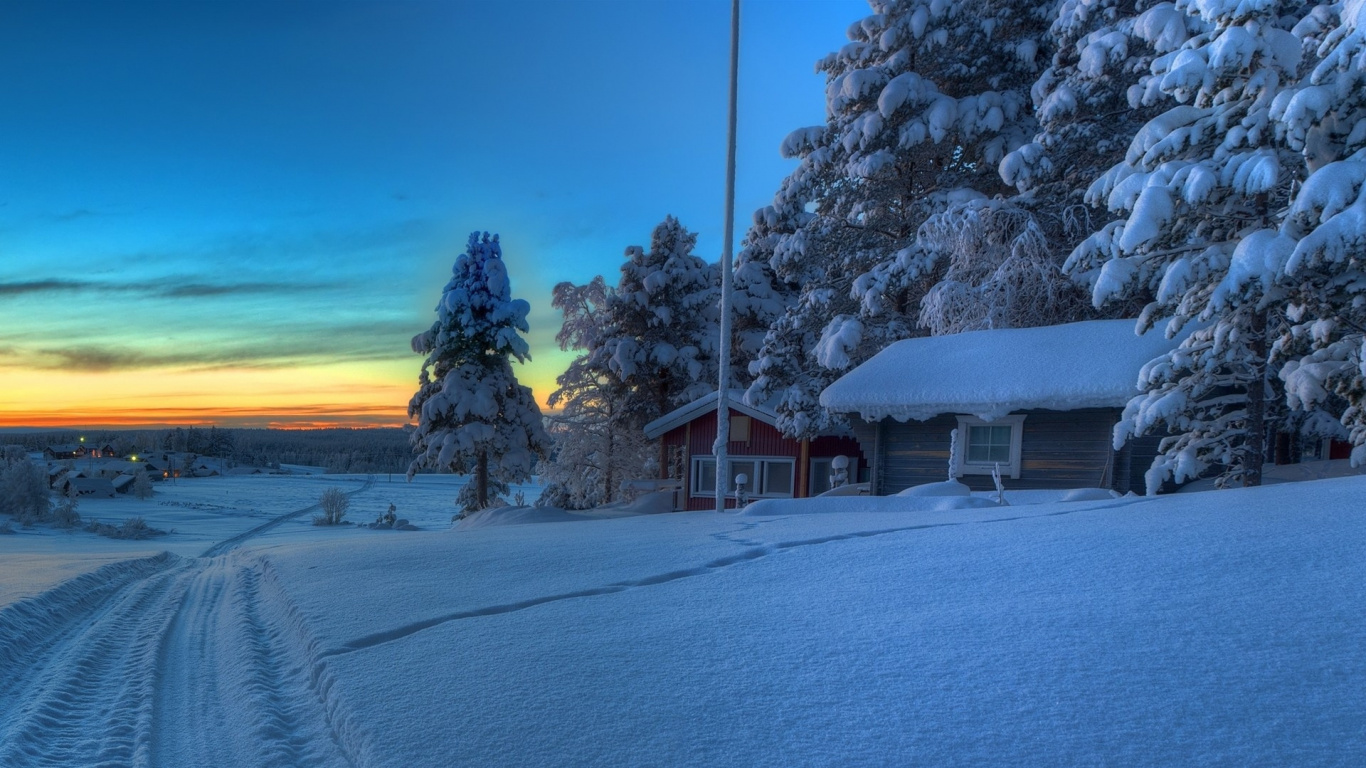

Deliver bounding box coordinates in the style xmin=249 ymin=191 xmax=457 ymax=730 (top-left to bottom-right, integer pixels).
xmin=44 ymin=444 xmax=86 ymax=460
xmin=111 ymin=474 xmax=137 ymax=494
xmin=58 ymin=476 xmax=116 ymax=498
xmin=643 ymin=390 xmax=866 ymax=511
xmin=819 ymin=320 xmax=1183 ymax=495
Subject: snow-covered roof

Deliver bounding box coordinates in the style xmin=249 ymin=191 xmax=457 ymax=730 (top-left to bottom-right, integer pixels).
xmin=643 ymin=390 xmax=779 ymax=440
xmin=820 ymin=320 xmax=1183 ymax=422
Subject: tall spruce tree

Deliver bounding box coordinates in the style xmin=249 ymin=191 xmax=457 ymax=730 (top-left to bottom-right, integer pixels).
xmin=408 ymin=232 xmax=549 ymax=512
xmin=746 ymin=0 xmax=1056 ymax=438
xmin=597 ymin=216 xmax=720 ymax=427
xmin=1064 ymin=0 xmax=1321 ymax=490
xmin=1276 ymin=0 xmax=1366 ymax=466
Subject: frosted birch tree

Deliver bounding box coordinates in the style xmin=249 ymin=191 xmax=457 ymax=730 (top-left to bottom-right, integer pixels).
xmin=541 ymin=277 xmax=653 ymax=508
xmin=408 ymin=232 xmax=550 ymax=512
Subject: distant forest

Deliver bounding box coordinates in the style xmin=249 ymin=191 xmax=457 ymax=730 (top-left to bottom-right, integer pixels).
xmin=6 ymin=427 xmax=415 ymax=474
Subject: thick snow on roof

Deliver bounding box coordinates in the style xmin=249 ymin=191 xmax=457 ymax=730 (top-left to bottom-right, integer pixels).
xmin=820 ymin=319 xmax=1182 ymax=422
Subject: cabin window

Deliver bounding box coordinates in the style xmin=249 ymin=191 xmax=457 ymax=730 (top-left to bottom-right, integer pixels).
xmin=691 ymin=456 xmax=795 ymax=498
xmin=954 ymin=415 xmax=1026 ymax=478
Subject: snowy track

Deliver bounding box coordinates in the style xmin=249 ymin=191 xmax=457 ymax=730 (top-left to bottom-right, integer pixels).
xmin=0 ymin=479 xmax=374 ymax=767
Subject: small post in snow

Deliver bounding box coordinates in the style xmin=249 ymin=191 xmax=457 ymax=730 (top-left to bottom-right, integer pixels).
xmin=714 ymin=0 xmax=740 ymax=514
xmin=947 ymin=428 xmax=959 ymax=481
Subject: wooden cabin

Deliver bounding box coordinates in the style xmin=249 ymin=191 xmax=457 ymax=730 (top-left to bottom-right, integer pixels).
xmin=644 ymin=391 xmax=865 ymax=511
xmin=820 ymin=320 xmax=1181 ymax=495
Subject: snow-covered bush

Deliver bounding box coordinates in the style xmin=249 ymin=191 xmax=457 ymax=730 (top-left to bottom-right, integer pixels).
xmin=85 ymin=516 xmax=165 ymax=540
xmin=52 ymin=485 xmax=80 ymax=529
xmin=408 ymin=232 xmax=550 ymax=512
xmin=314 ymin=487 xmax=349 ymax=526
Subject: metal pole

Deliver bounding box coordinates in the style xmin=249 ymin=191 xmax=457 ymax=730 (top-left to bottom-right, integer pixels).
xmin=714 ymin=0 xmax=739 ymax=514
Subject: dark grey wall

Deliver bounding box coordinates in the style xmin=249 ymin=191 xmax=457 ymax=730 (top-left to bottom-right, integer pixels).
xmin=865 ymin=408 xmax=1130 ymax=494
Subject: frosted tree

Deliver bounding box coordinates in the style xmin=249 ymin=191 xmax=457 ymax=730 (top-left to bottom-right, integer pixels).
xmin=541 ymin=277 xmax=653 ymax=508
xmin=1276 ymin=0 xmax=1366 ymax=466
xmin=731 ymin=207 xmax=800 ymax=387
xmin=747 ymin=0 xmax=1055 ymax=437
xmin=408 ymin=232 xmax=550 ymax=512
xmin=1 ymin=460 xmax=49 ymax=525
xmin=596 ymin=216 xmax=719 ymax=427
xmin=915 ymin=198 xmax=1093 ymax=334
xmin=133 ymin=469 xmax=153 ymax=500
xmin=1002 ymin=1 xmax=1203 ymax=204
xmin=1065 ymin=0 xmax=1321 ymax=490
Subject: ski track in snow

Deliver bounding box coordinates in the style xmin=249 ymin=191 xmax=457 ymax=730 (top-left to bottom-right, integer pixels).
xmin=0 ymin=477 xmax=374 ymax=767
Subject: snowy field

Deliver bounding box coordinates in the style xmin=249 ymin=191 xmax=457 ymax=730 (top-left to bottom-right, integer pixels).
xmin=0 ymin=473 xmax=542 ymax=607
xmin=1 ymin=474 xmax=1363 ymax=766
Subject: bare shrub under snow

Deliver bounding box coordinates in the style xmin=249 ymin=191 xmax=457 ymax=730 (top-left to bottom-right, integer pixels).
xmin=313 ymin=488 xmax=349 ymax=526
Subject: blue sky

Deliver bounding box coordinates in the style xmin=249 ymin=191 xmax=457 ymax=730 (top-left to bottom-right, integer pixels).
xmin=0 ymin=0 xmax=867 ymax=427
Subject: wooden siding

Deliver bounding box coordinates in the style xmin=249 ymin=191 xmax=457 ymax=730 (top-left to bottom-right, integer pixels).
xmin=659 ymin=409 xmax=864 ymax=510
xmin=875 ymin=408 xmax=1125 ymax=494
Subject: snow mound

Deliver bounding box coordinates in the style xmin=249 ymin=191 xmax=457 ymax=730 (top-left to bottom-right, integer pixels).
xmin=742 ymin=494 xmax=1000 ymax=516
xmin=820 ymin=319 xmax=1183 ymax=422
xmin=897 ymin=479 xmax=972 ymax=497
xmin=1060 ymin=488 xmax=1123 ymax=502
xmin=455 ymin=505 xmax=586 ymax=530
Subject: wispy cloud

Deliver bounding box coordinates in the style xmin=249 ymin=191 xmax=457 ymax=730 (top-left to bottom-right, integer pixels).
xmin=0 ymin=318 xmax=420 ymax=372
xmin=0 ymin=276 xmax=338 ymax=300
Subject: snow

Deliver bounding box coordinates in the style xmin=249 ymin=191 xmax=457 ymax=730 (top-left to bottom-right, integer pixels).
xmin=4 ymin=472 xmax=1364 ymax=765
xmin=820 ymin=319 xmax=1183 ymax=422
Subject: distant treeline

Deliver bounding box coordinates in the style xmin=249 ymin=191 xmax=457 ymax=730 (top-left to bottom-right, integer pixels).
xmin=7 ymin=427 xmax=416 ymax=474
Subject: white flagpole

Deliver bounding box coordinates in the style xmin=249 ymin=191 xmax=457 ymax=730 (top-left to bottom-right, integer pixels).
xmin=715 ymin=0 xmax=740 ymax=514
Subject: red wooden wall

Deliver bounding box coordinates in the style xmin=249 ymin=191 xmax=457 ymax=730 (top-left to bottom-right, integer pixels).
xmin=659 ymin=409 xmax=863 ymax=510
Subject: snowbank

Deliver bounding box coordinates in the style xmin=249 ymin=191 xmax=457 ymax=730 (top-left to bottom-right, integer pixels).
xmin=820 ymin=319 xmax=1183 ymax=421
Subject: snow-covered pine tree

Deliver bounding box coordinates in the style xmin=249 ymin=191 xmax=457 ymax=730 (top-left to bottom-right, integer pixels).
xmin=746 ymin=0 xmax=1055 ymax=438
xmin=1064 ymin=0 xmax=1321 ymax=490
xmin=1002 ymin=1 xmax=1202 ymax=204
xmin=1276 ymin=0 xmax=1366 ymax=466
xmin=597 ymin=216 xmax=719 ymax=428
xmin=408 ymin=232 xmax=550 ymax=512
xmin=731 ymin=206 xmax=800 ymax=389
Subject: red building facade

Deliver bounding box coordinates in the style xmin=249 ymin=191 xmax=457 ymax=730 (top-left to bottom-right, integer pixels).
xmin=648 ymin=398 xmax=864 ymax=511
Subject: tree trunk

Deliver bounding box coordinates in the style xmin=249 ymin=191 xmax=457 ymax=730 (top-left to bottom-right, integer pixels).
xmin=1243 ymin=310 xmax=1267 ymax=487
xmin=476 ymin=450 xmax=489 ymax=509
xmin=604 ymin=423 xmax=615 ymax=504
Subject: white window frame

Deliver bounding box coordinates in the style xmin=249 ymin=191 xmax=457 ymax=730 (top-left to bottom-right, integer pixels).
xmin=690 ymin=456 xmax=796 ymax=498
xmin=954 ymin=415 xmax=1025 ymax=479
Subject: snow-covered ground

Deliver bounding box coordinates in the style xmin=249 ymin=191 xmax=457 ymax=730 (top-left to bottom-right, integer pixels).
xmin=1 ymin=474 xmax=1363 ymax=766
xmin=0 ymin=473 xmax=542 ymax=607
